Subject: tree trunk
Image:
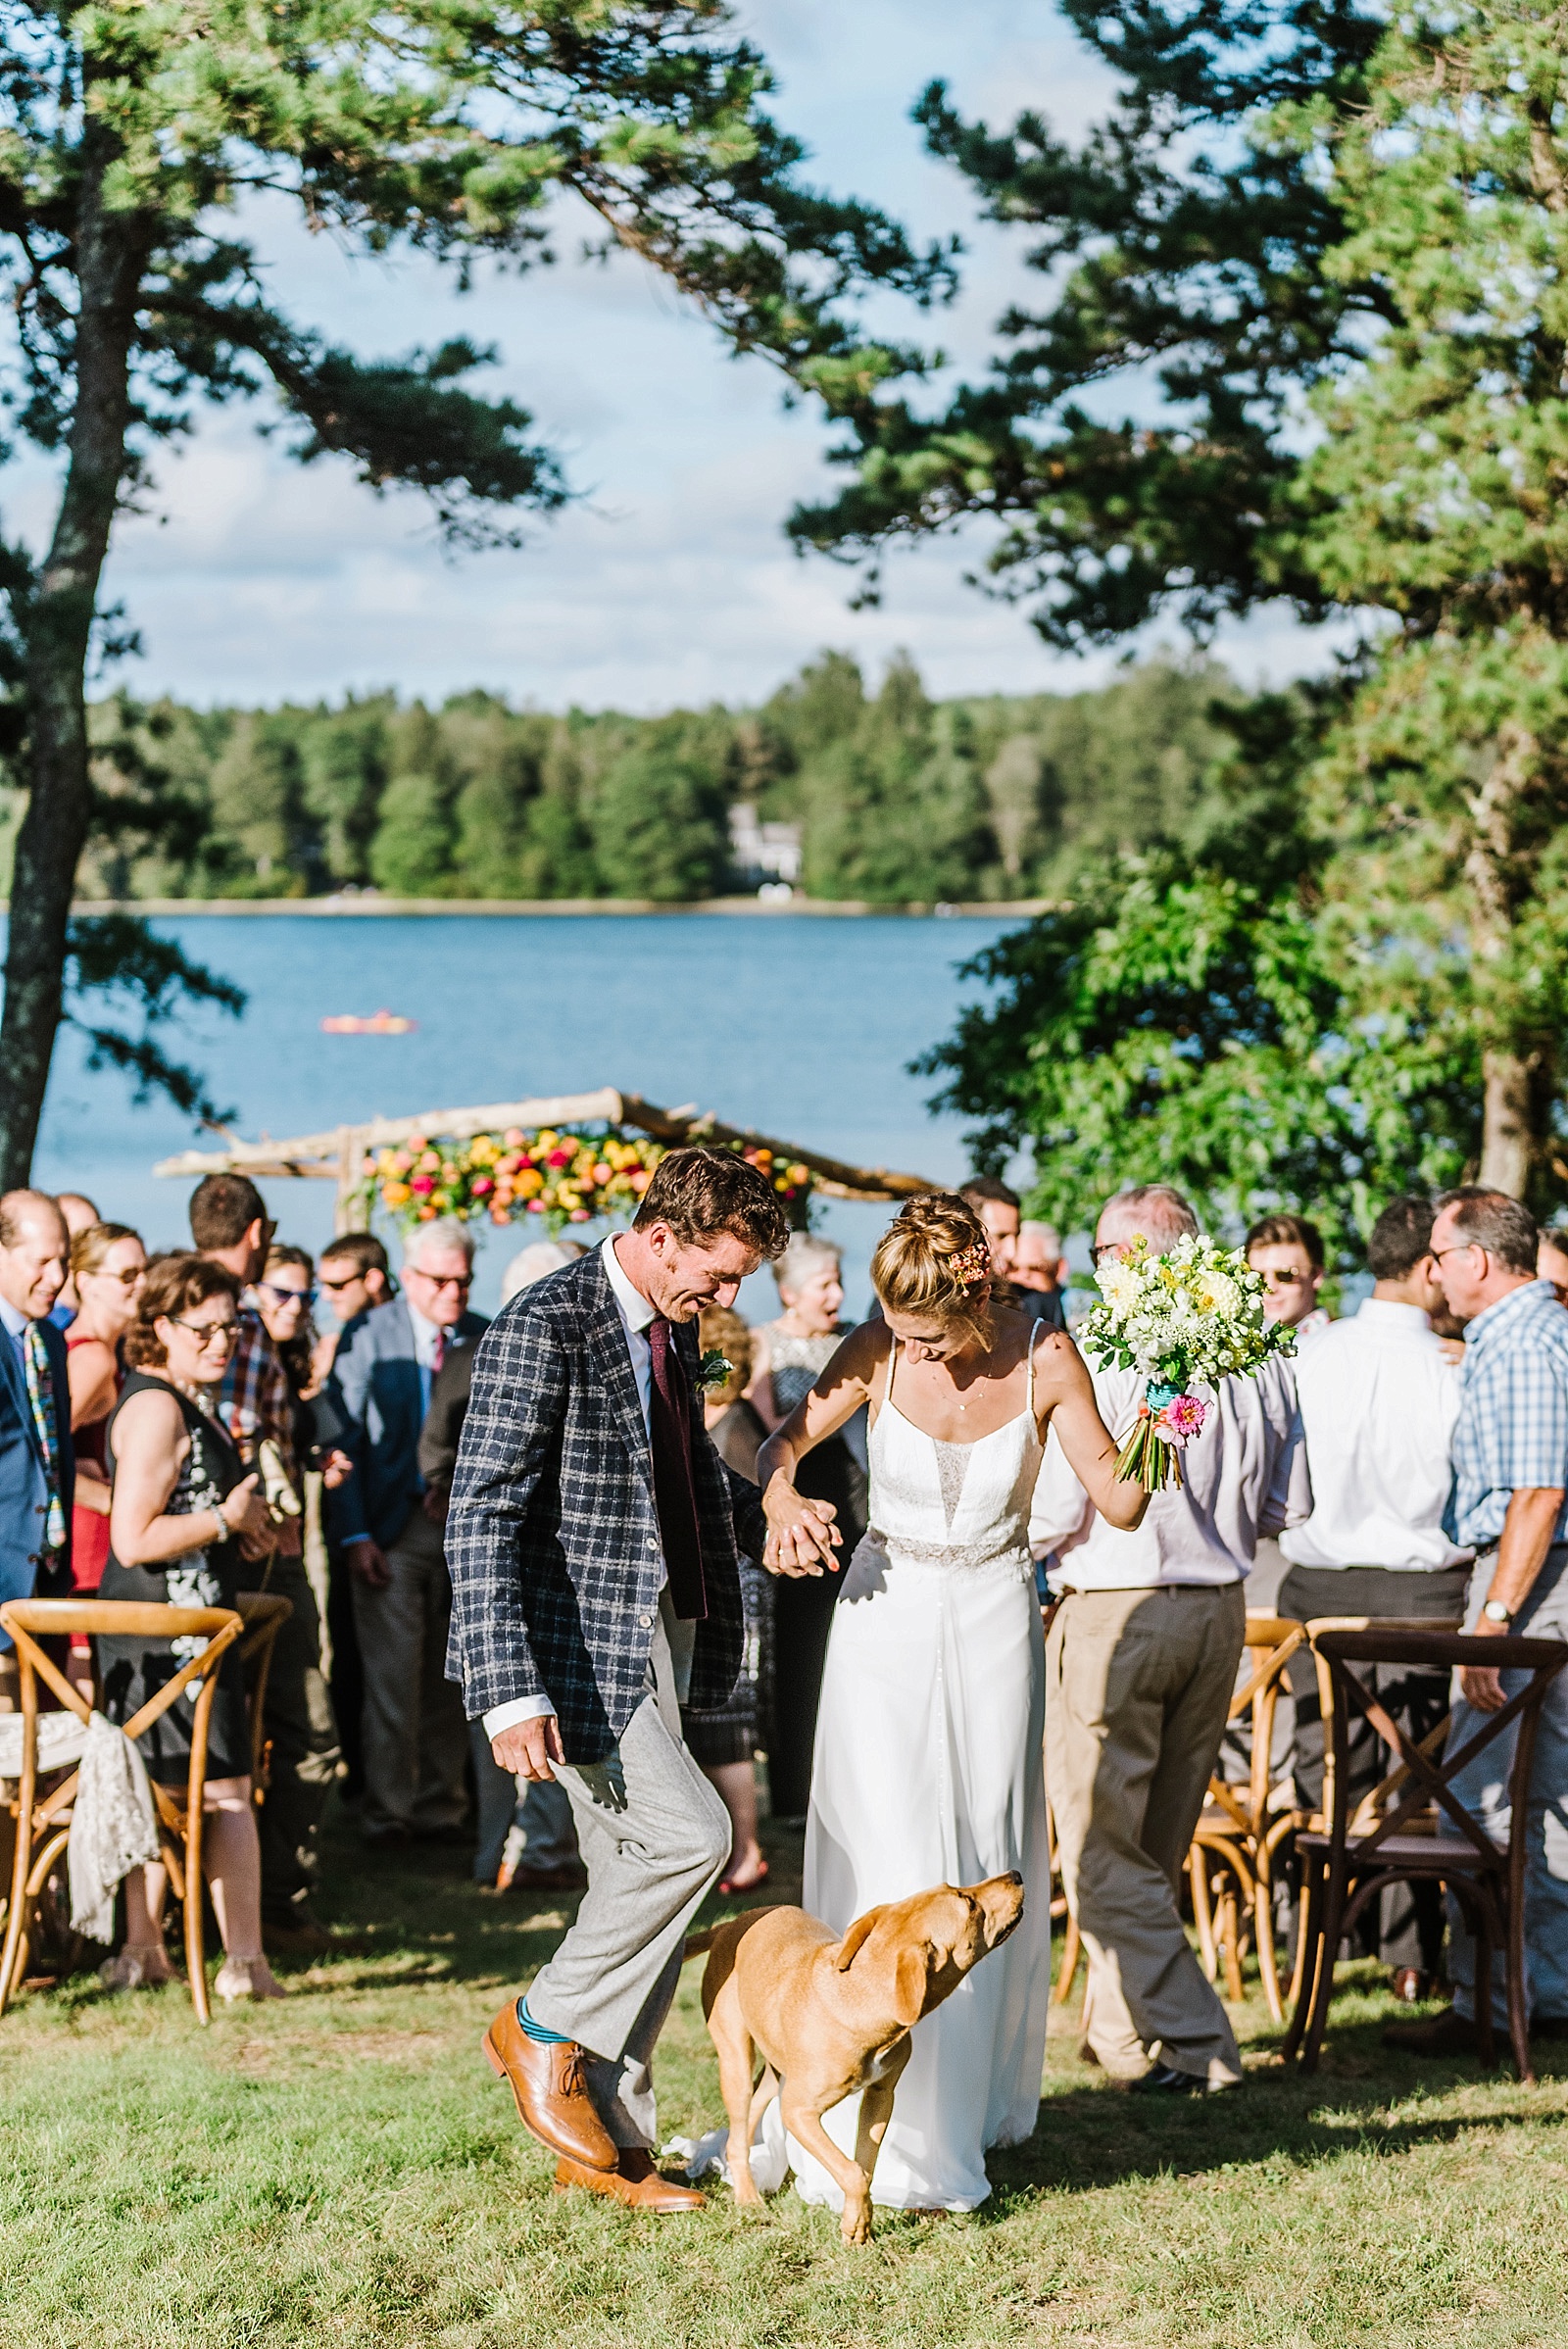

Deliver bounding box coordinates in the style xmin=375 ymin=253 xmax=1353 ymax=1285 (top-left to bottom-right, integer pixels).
xmin=1478 ymin=1047 xmax=1540 ymax=1198
xmin=0 ymin=144 xmax=145 ymax=1187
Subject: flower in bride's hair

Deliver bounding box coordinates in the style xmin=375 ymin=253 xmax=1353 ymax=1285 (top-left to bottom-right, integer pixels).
xmin=947 ymin=1241 xmax=992 ymax=1290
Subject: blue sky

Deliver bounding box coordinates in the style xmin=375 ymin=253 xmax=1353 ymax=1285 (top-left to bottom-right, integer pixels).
xmin=11 ymin=1 xmax=1340 ymax=712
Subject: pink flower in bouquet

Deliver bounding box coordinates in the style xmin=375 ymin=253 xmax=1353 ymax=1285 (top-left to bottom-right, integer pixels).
xmin=471 ymin=1176 xmax=494 ymax=1197
xmin=410 ymin=1174 xmax=435 ymax=1196
xmin=1156 ymin=1393 xmax=1208 ymax=1447
xmin=547 ymin=1147 xmax=573 ymax=1168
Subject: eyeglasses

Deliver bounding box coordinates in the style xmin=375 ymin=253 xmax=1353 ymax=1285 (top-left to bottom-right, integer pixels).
xmin=318 ymin=1272 xmax=362 ymax=1295
xmin=85 ymin=1264 xmax=144 ymax=1287
xmin=172 ymin=1317 xmax=238 ymax=1346
xmin=407 ymin=1269 xmax=471 ymax=1293
xmin=1431 ymin=1243 xmax=1482 ymax=1264
xmin=1088 ymin=1243 xmax=1118 ymax=1268
xmin=259 ymin=1280 xmax=317 ymax=1307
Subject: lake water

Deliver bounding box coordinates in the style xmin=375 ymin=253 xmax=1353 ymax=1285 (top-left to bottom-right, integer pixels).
xmin=29 ymin=913 xmax=1019 ymax=1318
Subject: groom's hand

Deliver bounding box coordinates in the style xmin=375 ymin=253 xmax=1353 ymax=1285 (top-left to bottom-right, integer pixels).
xmin=493 ymin=1713 xmax=565 ymax=1782
xmin=762 ymin=1484 xmax=842 ymax=1579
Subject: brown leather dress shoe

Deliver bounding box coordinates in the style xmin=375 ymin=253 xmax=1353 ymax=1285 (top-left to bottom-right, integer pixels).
xmin=554 ymin=2148 xmax=705 ymax=2213
xmin=482 ymin=2001 xmax=618 ymax=2171
xmin=1382 ymin=2003 xmax=1476 ymax=2054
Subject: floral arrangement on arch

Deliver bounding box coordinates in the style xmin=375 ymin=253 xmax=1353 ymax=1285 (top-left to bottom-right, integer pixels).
xmin=361 ymin=1126 xmax=814 ymax=1237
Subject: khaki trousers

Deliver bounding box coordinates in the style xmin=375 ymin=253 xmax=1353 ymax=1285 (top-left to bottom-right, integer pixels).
xmin=1047 ymin=1581 xmax=1247 ymax=2086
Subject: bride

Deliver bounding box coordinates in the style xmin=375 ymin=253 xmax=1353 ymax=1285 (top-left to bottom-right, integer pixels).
xmin=759 ymin=1194 xmax=1145 ymax=2213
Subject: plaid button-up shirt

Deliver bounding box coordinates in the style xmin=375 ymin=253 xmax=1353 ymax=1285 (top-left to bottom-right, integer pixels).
xmin=1446 ymin=1279 xmax=1568 ymax=1550
xmin=218 ymin=1302 xmax=294 ymax=1479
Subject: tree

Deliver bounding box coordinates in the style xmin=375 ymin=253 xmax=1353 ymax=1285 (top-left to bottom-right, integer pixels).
xmin=590 ymin=725 xmax=730 ymax=900
xmin=921 ymin=699 xmax=1482 ymax=1257
xmin=799 ymin=654 xmax=998 ymax=903
xmin=0 ymin=0 xmax=949 ymax=1183
xmin=788 ymin=0 xmax=1385 ymax=647
xmin=1284 ymin=0 xmax=1568 ymax=1202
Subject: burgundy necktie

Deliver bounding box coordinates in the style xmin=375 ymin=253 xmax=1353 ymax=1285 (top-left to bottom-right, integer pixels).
xmin=648 ymin=1317 xmax=708 ymax=1621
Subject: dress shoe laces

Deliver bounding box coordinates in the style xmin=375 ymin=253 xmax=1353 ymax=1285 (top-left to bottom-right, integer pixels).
xmin=557 ymin=2044 xmax=591 ymax=2097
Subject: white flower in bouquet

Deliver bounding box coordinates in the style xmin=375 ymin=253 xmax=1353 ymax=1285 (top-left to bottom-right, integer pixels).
xmin=1080 ymin=1234 xmax=1296 ymax=1490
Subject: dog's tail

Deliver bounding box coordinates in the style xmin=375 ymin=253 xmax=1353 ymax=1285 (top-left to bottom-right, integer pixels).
xmin=682 ymin=1926 xmax=719 ymax=1962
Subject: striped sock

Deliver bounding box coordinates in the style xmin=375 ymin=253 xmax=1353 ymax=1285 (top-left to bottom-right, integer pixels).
xmin=515 ymin=1994 xmax=569 ymax=2045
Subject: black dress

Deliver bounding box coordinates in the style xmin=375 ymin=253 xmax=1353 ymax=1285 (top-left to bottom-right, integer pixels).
xmin=97 ymin=1373 xmax=252 ymax=1786
xmin=763 ymin=1328 xmax=868 ymax=1821
xmin=682 ymin=1399 xmax=773 ymax=1770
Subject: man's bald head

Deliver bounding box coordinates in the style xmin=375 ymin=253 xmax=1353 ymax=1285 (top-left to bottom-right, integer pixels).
xmin=1096 ymin=1184 xmax=1200 ymax=1257
xmin=0 ymin=1190 xmax=69 ymax=1320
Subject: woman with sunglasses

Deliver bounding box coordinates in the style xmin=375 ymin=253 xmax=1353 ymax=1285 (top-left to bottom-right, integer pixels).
xmin=96 ymin=1252 xmax=281 ymax=2000
xmin=64 ymin=1222 xmax=146 ymax=1602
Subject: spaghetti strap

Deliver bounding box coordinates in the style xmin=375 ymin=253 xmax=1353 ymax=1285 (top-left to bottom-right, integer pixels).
xmin=1026 ymin=1325 xmax=1044 ymax=1418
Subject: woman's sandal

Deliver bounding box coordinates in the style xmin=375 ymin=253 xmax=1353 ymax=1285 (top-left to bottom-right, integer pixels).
xmin=214 ymin=1954 xmax=286 ymax=2003
xmin=717 ymin=1860 xmax=770 ymax=1896
xmin=98 ymin=1944 xmax=174 ymax=1991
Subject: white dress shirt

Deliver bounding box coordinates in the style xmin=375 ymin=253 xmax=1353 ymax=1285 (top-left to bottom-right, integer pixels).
xmin=482 ymin=1235 xmax=659 ymax=1741
xmin=1280 ymin=1297 xmax=1472 ymax=1573
xmin=1031 ymin=1356 xmax=1309 ymax=1590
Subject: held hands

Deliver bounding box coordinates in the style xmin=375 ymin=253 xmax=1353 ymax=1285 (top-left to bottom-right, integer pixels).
xmin=492 ymin=1713 xmax=564 ymax=1784
xmin=762 ymin=1472 xmax=842 ymax=1579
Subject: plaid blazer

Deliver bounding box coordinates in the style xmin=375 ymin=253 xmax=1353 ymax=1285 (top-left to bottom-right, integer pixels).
xmin=444 ymin=1248 xmax=764 ymax=1761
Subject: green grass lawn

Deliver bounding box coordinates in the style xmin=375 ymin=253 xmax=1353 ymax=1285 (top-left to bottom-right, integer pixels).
xmin=4 ymin=1803 xmax=1568 ymax=2349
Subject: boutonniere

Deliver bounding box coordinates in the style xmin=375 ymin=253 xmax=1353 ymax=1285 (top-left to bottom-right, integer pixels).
xmin=696 ymin=1348 xmax=734 ymax=1395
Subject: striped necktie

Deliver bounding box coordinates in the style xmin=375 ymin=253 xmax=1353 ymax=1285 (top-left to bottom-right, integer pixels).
xmin=24 ymin=1321 xmax=66 ymax=1551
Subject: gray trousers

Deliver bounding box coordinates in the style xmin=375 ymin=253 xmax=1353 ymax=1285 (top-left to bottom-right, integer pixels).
xmin=351 ymin=1512 xmax=470 ymax=1837
xmin=1448 ymin=1545 xmax=1568 ymax=2026
xmin=525 ymin=1604 xmax=729 ymax=2146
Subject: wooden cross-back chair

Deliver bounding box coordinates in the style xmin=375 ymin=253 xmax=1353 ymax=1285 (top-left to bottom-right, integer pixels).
xmin=1282 ymin=1611 xmax=1463 ymax=2012
xmin=1283 ymin=1626 xmax=1567 ymax=2081
xmin=1186 ymin=1615 xmax=1305 ymax=2022
xmin=0 ymin=1592 xmax=291 ymax=2024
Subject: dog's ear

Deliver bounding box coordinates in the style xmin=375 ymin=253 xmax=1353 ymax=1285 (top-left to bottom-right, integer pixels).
xmin=893 ymin=1942 xmax=932 ymax=2027
xmin=832 ymin=1906 xmax=885 ymax=1971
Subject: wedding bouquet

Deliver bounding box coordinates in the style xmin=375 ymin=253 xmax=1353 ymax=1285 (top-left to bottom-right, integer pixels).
xmin=1080 ymin=1235 xmax=1295 ymax=1490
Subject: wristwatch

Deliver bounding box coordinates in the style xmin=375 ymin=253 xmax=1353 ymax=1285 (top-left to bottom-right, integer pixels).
xmin=1482 ymin=1598 xmax=1514 ymax=1627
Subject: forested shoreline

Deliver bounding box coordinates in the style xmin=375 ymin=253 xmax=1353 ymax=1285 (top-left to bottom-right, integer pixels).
xmin=7 ymin=654 xmax=1246 ymax=908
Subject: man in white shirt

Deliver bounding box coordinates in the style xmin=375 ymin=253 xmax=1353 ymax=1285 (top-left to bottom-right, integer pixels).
xmin=1277 ymin=1193 xmax=1473 ymax=1996
xmin=1034 ymin=1183 xmax=1309 ymax=2092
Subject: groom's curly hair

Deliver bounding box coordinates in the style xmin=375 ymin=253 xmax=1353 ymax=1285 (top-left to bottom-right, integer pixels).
xmin=633 ymin=1147 xmax=791 ymax=1257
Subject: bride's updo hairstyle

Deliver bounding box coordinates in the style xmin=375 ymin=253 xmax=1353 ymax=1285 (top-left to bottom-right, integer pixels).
xmin=871 ymin=1193 xmax=996 ymax=1346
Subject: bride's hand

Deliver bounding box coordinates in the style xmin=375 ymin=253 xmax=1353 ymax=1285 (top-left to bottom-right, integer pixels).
xmin=762 ymin=1474 xmax=841 ymax=1579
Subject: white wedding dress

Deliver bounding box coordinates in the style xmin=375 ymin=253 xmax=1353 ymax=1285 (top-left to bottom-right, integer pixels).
xmin=787 ymin=1334 xmax=1053 ymax=2213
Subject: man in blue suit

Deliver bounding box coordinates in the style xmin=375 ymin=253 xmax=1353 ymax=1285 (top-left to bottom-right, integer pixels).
xmin=0 ymin=1192 xmax=74 ymax=1691
xmin=326 ymin=1217 xmax=487 ymax=1843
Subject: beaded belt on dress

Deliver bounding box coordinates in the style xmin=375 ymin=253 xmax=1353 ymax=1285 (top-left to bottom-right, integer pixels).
xmin=865 ymin=1527 xmax=1033 ymax=1574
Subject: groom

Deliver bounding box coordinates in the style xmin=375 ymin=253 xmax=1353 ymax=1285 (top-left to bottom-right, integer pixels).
xmin=445 ymin=1148 xmax=837 ymax=2209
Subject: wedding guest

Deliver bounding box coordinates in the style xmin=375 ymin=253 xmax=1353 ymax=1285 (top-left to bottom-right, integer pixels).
xmin=48 ymin=1191 xmax=103 ymax=1329
xmin=65 ymin=1224 xmax=146 ymax=1689
xmin=1540 ymin=1226 xmax=1568 ymax=1304
xmin=418 ymin=1236 xmax=579 ymax=1890
xmin=0 ymin=1193 xmax=74 ymax=1708
xmin=97 ymin=1252 xmax=281 ymax=2000
xmin=1387 ymin=1188 xmax=1568 ymax=2055
xmin=745 ymin=1234 xmax=864 ymax=1821
xmin=1034 ymin=1182 xmax=1309 ymax=2092
xmin=1277 ymin=1194 xmax=1473 ymax=2000
xmin=1247 ymin=1213 xmax=1330 ymax=1342
xmin=959 ymin=1176 xmax=1021 ymax=1280
xmin=193 ymin=1176 xmax=337 ymax=1956
xmin=326 ymin=1217 xmax=487 ymax=1848
xmin=1012 ymin=1218 xmax=1069 ymax=1333
xmin=682 ymin=1304 xmax=771 ymax=1893
xmin=312 ymin=1230 xmax=395 ymax=1792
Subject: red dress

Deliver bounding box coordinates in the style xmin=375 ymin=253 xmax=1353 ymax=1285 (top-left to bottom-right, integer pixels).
xmin=66 ymin=1331 xmax=117 ymax=1592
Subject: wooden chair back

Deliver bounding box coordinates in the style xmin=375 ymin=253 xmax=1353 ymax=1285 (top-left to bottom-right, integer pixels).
xmin=1186 ymin=1616 xmax=1304 ymax=2018
xmin=1303 ymin=1613 xmax=1463 ymax=1835
xmin=1286 ymin=1625 xmax=1566 ymax=2078
xmin=0 ymin=1598 xmax=244 ymax=2024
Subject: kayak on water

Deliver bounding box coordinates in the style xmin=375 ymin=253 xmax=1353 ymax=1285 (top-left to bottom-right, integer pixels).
xmin=319 ymin=1009 xmax=418 ymax=1035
